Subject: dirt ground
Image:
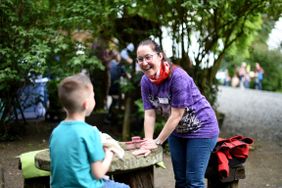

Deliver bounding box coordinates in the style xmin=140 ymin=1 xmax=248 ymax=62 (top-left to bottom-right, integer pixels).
xmin=1 ymin=120 xmax=282 ymax=188
xmin=0 ymin=120 xmax=54 ymax=188
xmin=2 ymin=86 xmax=282 ymax=188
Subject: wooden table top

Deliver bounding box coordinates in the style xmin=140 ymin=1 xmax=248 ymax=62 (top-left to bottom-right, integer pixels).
xmin=34 ymin=143 xmax=163 ymax=173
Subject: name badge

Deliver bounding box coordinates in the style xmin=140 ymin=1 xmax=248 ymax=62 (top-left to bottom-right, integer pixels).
xmin=158 ymin=97 xmax=169 ymax=104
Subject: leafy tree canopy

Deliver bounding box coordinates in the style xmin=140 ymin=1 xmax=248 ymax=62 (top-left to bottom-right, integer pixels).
xmin=1 ymin=0 xmax=281 ymax=138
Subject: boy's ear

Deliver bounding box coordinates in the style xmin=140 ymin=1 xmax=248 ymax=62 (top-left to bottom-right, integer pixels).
xmin=82 ymin=100 xmax=88 ymax=110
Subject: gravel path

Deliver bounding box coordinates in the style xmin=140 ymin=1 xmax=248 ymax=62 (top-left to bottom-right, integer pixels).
xmin=217 ymin=86 xmax=282 ymax=143
xmin=216 ymin=86 xmax=282 ymax=188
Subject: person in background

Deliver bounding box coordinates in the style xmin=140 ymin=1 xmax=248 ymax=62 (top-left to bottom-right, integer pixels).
xmin=223 ymin=69 xmax=231 ymax=86
xmin=231 ymin=65 xmax=240 ymax=88
xmin=231 ymin=73 xmax=240 ymax=88
xmin=105 ymin=50 xmax=130 ymax=123
xmin=238 ymin=62 xmax=247 ymax=89
xmin=255 ymin=62 xmax=264 ymax=90
xmin=134 ymin=39 xmax=219 ymax=188
xmin=120 ymin=43 xmax=134 ymax=64
xmin=49 ymin=73 xmax=129 ymax=188
xmin=120 ymin=42 xmax=142 ymax=73
xmin=243 ymin=63 xmax=251 ymax=89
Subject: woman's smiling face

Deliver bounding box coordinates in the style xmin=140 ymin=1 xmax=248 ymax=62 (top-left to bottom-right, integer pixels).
xmin=136 ymin=45 xmax=162 ymax=77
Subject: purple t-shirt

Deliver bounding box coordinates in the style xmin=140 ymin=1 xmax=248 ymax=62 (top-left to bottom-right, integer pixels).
xmin=141 ymin=66 xmax=219 ymax=138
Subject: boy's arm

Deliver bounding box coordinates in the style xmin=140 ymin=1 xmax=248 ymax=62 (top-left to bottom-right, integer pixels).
xmin=91 ymin=148 xmax=114 ymax=179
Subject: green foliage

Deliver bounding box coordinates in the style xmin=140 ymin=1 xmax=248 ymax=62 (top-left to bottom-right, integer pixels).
xmin=222 ymin=14 xmax=282 ymax=92
xmin=1 ymin=0 xmax=54 ymax=133
xmin=227 ymin=15 xmax=263 ymax=59
xmin=1 ymin=0 xmax=282 ymax=139
xmin=50 ymin=0 xmax=126 ymax=36
xmin=68 ymin=54 xmax=103 ymax=73
xmin=128 ymin=0 xmax=281 ymax=106
xmin=134 ymin=99 xmax=144 ymax=116
xmin=0 ymin=0 xmax=118 ymax=136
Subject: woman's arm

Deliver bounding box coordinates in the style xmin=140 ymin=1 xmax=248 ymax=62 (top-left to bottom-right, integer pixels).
xmin=91 ymin=148 xmax=113 ymax=179
xmin=140 ymin=107 xmax=184 ymax=150
xmin=144 ymin=109 xmax=156 ymax=139
xmin=156 ymin=107 xmax=185 ymax=144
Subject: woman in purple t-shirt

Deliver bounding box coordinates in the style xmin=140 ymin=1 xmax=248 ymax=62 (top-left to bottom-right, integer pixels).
xmin=134 ymin=39 xmax=219 ymax=188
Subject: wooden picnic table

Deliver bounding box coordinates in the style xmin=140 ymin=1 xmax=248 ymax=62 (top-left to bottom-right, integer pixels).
xmin=34 ymin=143 xmax=163 ymax=188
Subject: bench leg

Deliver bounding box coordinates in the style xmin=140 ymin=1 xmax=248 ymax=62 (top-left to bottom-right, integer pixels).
xmin=112 ymin=166 xmax=154 ymax=188
xmin=24 ymin=176 xmax=49 ymax=188
xmin=0 ymin=164 xmax=4 ymax=188
xmin=208 ymin=179 xmax=239 ymax=188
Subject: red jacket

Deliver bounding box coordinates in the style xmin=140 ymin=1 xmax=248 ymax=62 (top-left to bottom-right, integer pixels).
xmin=214 ymin=135 xmax=254 ymax=178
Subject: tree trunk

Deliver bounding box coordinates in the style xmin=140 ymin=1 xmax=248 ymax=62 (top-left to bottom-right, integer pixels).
xmin=122 ymin=96 xmax=132 ymax=141
xmin=113 ymin=166 xmax=154 ymax=188
xmin=0 ymin=164 xmax=4 ymax=188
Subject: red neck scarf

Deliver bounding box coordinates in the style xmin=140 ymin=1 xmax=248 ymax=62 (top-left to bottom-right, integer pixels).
xmin=149 ymin=61 xmax=171 ymax=85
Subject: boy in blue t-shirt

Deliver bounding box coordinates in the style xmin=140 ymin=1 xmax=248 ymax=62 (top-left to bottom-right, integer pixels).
xmin=49 ymin=73 xmax=129 ymax=188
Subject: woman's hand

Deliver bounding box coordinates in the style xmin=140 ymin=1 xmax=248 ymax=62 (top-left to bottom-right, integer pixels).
xmin=140 ymin=138 xmax=158 ymax=150
xmin=132 ymin=138 xmax=159 ymax=157
xmin=132 ymin=148 xmax=151 ymax=156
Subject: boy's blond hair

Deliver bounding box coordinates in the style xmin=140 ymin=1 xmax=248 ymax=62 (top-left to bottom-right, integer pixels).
xmin=58 ymin=73 xmax=92 ymax=113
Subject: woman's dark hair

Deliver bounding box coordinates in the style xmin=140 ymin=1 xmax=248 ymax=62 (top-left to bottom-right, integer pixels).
xmin=137 ymin=38 xmax=170 ymax=62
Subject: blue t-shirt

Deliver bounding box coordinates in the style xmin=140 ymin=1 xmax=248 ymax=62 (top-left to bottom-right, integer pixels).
xmin=141 ymin=66 xmax=219 ymax=138
xmin=49 ymin=121 xmax=105 ymax=188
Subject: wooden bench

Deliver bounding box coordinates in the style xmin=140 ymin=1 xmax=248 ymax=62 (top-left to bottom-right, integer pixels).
xmin=19 ymin=143 xmax=247 ymax=188
xmin=205 ymin=156 xmax=246 ymax=188
xmin=21 ymin=143 xmax=163 ymax=188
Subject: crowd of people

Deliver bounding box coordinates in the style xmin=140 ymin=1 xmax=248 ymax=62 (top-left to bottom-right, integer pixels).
xmin=224 ymin=62 xmax=264 ymax=90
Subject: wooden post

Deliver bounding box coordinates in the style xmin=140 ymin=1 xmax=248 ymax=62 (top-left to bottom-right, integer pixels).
xmin=0 ymin=164 xmax=4 ymax=188
xmin=206 ymin=164 xmax=245 ymax=188
xmin=207 ymin=178 xmax=239 ymax=188
xmin=24 ymin=177 xmax=49 ymax=188
xmin=122 ymin=96 xmax=132 ymax=140
xmin=112 ymin=166 xmax=154 ymax=188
